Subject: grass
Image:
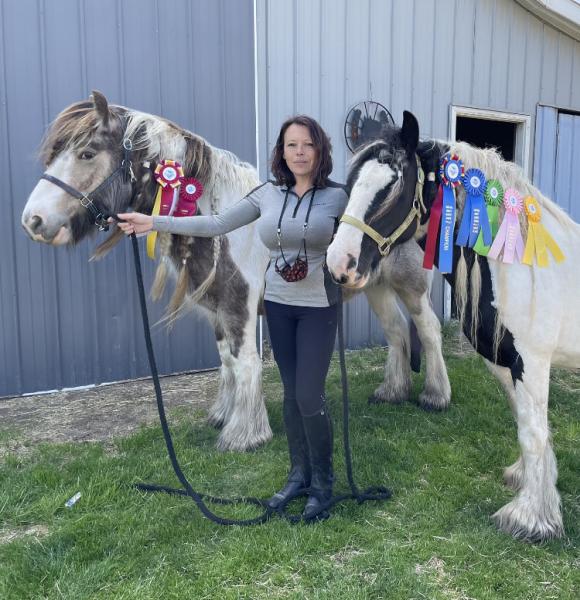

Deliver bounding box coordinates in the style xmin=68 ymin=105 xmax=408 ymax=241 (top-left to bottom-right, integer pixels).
xmin=0 ymin=325 xmax=578 ymax=599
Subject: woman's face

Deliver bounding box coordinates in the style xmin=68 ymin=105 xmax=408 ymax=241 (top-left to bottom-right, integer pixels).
xmin=283 ymin=124 xmax=318 ymax=183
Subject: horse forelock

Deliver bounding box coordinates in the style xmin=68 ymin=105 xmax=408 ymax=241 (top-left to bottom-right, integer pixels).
xmin=40 ymin=102 xmax=125 ymax=166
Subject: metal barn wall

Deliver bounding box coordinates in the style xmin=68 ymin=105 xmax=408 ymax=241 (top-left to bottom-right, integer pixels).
xmin=256 ymin=0 xmax=580 ymax=346
xmin=0 ymin=0 xmax=256 ymax=397
xmin=534 ymin=105 xmax=580 ymax=218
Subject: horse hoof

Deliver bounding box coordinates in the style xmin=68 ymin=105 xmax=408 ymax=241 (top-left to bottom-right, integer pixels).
xmin=492 ymin=499 xmax=564 ymax=542
xmin=368 ymin=393 xmax=405 ymax=405
xmin=417 ymin=390 xmax=450 ymax=411
xmin=216 ymin=425 xmax=273 ymax=453
xmin=369 ymin=383 xmax=410 ymax=405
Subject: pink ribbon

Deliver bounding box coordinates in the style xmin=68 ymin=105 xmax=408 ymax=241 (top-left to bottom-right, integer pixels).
xmin=487 ymin=188 xmax=524 ymax=263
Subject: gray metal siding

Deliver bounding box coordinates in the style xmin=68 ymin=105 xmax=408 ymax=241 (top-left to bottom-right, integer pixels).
xmin=257 ymin=0 xmax=580 ymax=344
xmin=554 ymin=112 xmax=580 ymax=220
xmin=534 ymin=106 xmax=580 ymax=221
xmin=533 ymin=106 xmax=559 ymax=200
xmin=1 ymin=0 xmax=256 ymax=397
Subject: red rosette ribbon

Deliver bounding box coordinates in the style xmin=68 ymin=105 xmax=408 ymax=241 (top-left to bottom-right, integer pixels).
xmin=154 ymin=160 xmax=184 ymax=216
xmin=175 ymin=178 xmax=203 ymax=217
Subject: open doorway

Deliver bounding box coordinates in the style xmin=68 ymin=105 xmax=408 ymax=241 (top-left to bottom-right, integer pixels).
xmin=456 ymin=117 xmax=516 ymax=161
xmin=443 ymin=106 xmax=532 ymax=320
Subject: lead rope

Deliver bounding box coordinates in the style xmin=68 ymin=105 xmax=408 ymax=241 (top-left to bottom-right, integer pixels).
xmin=125 ymin=229 xmax=391 ymax=524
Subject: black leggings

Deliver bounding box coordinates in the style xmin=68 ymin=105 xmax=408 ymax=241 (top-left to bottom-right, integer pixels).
xmin=264 ymin=300 xmax=338 ymax=417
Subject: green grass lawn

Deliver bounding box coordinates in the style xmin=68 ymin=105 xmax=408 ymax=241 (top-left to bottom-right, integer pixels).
xmin=1 ymin=326 xmax=578 ymax=599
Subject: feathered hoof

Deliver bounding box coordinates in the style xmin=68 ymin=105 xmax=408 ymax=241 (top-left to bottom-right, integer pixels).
xmin=417 ymin=389 xmax=450 ymax=411
xmin=368 ymin=383 xmax=410 ymax=405
xmin=492 ymin=499 xmax=564 ymax=542
xmin=503 ymin=457 xmax=524 ymax=491
xmin=215 ymin=423 xmax=273 ymax=452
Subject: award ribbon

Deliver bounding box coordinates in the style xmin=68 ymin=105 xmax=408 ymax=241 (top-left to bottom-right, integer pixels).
xmin=456 ymin=168 xmax=491 ymax=248
xmin=423 ymin=184 xmax=443 ymax=270
xmin=174 ymin=178 xmax=203 ymax=217
xmin=147 ymin=160 xmax=184 ymax=259
xmin=437 ymin=153 xmax=463 ymax=273
xmin=487 ymin=188 xmax=525 ymax=263
xmin=521 ymin=196 xmax=564 ymax=267
xmin=473 ymin=178 xmax=502 ymax=256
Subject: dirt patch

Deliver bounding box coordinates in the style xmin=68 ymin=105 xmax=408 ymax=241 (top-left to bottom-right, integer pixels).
xmin=0 ymin=524 xmax=50 ymax=545
xmin=0 ymin=370 xmax=219 ymax=447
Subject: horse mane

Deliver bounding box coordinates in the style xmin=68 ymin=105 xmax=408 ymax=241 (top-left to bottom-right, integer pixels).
xmin=450 ymin=141 xmax=577 ymax=231
xmin=120 ymin=109 xmax=260 ymax=317
xmin=123 ymin=110 xmax=258 ymax=204
xmin=441 ymin=141 xmax=578 ymax=351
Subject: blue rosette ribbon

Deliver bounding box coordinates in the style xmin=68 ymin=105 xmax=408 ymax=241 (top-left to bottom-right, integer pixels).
xmin=438 ymin=153 xmax=463 ymax=273
xmin=456 ymin=168 xmax=492 ymax=248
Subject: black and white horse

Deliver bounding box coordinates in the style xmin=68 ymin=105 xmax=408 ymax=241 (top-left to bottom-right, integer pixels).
xmin=327 ymin=111 xmax=579 ymax=541
xmin=21 ymin=93 xmax=450 ymax=451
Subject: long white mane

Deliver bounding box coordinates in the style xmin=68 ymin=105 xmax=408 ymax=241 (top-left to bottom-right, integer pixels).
xmin=450 ymin=141 xmax=577 ymax=231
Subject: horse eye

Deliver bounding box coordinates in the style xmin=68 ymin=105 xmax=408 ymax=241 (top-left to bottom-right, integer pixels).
xmin=79 ymin=150 xmax=96 ymax=160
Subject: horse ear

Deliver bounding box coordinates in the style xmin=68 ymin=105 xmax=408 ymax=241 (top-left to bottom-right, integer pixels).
xmin=91 ymin=90 xmax=110 ymax=127
xmin=401 ymin=111 xmax=419 ymax=157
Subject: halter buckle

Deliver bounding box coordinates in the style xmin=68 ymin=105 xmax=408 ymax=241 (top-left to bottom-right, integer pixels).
xmin=80 ymin=195 xmax=93 ymax=209
xmin=378 ymin=239 xmax=391 ymax=256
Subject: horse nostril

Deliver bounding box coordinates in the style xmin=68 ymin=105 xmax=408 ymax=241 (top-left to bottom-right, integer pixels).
xmin=339 ymin=274 xmax=348 ymax=284
xmin=29 ymin=215 xmax=43 ymax=233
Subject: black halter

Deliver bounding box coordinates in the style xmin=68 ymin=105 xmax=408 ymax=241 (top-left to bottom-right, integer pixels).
xmin=40 ymin=138 xmax=135 ymax=231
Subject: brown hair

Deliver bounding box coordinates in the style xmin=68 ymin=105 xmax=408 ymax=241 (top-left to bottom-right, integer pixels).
xmin=270 ymin=115 xmax=333 ymax=188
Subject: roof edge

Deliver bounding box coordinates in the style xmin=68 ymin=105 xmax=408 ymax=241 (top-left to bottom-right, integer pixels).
xmin=515 ymin=0 xmax=580 ymax=41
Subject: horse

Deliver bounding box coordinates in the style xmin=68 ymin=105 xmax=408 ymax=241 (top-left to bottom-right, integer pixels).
xmin=21 ymin=92 xmax=450 ymax=452
xmin=326 ymin=110 xmax=579 ymax=541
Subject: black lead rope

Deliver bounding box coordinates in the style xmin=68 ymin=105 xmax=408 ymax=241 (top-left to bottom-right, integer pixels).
xmin=124 ymin=228 xmax=391 ymax=525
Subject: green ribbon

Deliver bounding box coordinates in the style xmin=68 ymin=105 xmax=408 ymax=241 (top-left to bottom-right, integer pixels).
xmin=473 ymin=205 xmax=499 ymax=255
xmin=474 ymin=179 xmax=503 ymax=256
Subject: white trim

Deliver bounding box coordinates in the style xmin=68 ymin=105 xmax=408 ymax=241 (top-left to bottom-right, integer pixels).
xmin=443 ymin=105 xmax=532 ymax=321
xmin=515 ymin=0 xmax=580 ymax=41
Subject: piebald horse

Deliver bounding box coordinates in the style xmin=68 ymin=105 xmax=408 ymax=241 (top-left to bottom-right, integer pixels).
xmin=327 ymin=111 xmax=579 ymax=541
xmin=21 ymin=93 xmax=450 ymax=451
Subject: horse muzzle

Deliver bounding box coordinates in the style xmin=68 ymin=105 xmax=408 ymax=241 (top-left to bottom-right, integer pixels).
xmin=21 ymin=212 xmax=72 ymax=245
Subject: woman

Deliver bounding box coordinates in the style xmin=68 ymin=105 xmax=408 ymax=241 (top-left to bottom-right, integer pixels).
xmin=117 ymin=116 xmax=348 ymax=520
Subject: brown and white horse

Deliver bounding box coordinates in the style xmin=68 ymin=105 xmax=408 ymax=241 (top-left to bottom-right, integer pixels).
xmin=21 ymin=93 xmax=451 ymax=451
xmin=327 ymin=111 xmax=579 ymax=541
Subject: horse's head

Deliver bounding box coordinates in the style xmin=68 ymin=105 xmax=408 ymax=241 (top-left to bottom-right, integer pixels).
xmin=327 ymin=111 xmax=422 ymax=287
xmin=22 ymin=91 xmax=134 ymax=245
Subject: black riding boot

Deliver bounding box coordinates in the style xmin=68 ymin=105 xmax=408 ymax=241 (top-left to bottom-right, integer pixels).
xmin=268 ymin=399 xmax=310 ymax=509
xmin=302 ymin=407 xmax=333 ymax=521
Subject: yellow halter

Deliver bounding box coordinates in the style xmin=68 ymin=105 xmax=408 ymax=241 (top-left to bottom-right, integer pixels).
xmin=339 ymin=156 xmax=426 ymax=257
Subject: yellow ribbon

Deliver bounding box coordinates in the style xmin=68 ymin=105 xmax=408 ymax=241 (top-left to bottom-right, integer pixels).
xmin=522 ymin=196 xmax=565 ymax=267
xmin=146 ymin=185 xmax=163 ymax=259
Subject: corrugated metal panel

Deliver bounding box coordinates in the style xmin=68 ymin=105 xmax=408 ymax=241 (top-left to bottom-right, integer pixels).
xmin=1 ymin=0 xmax=256 ymax=397
xmin=533 ymin=106 xmax=559 ymax=199
xmin=555 ymin=112 xmax=580 ymax=221
xmin=257 ymin=0 xmax=580 ymax=341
